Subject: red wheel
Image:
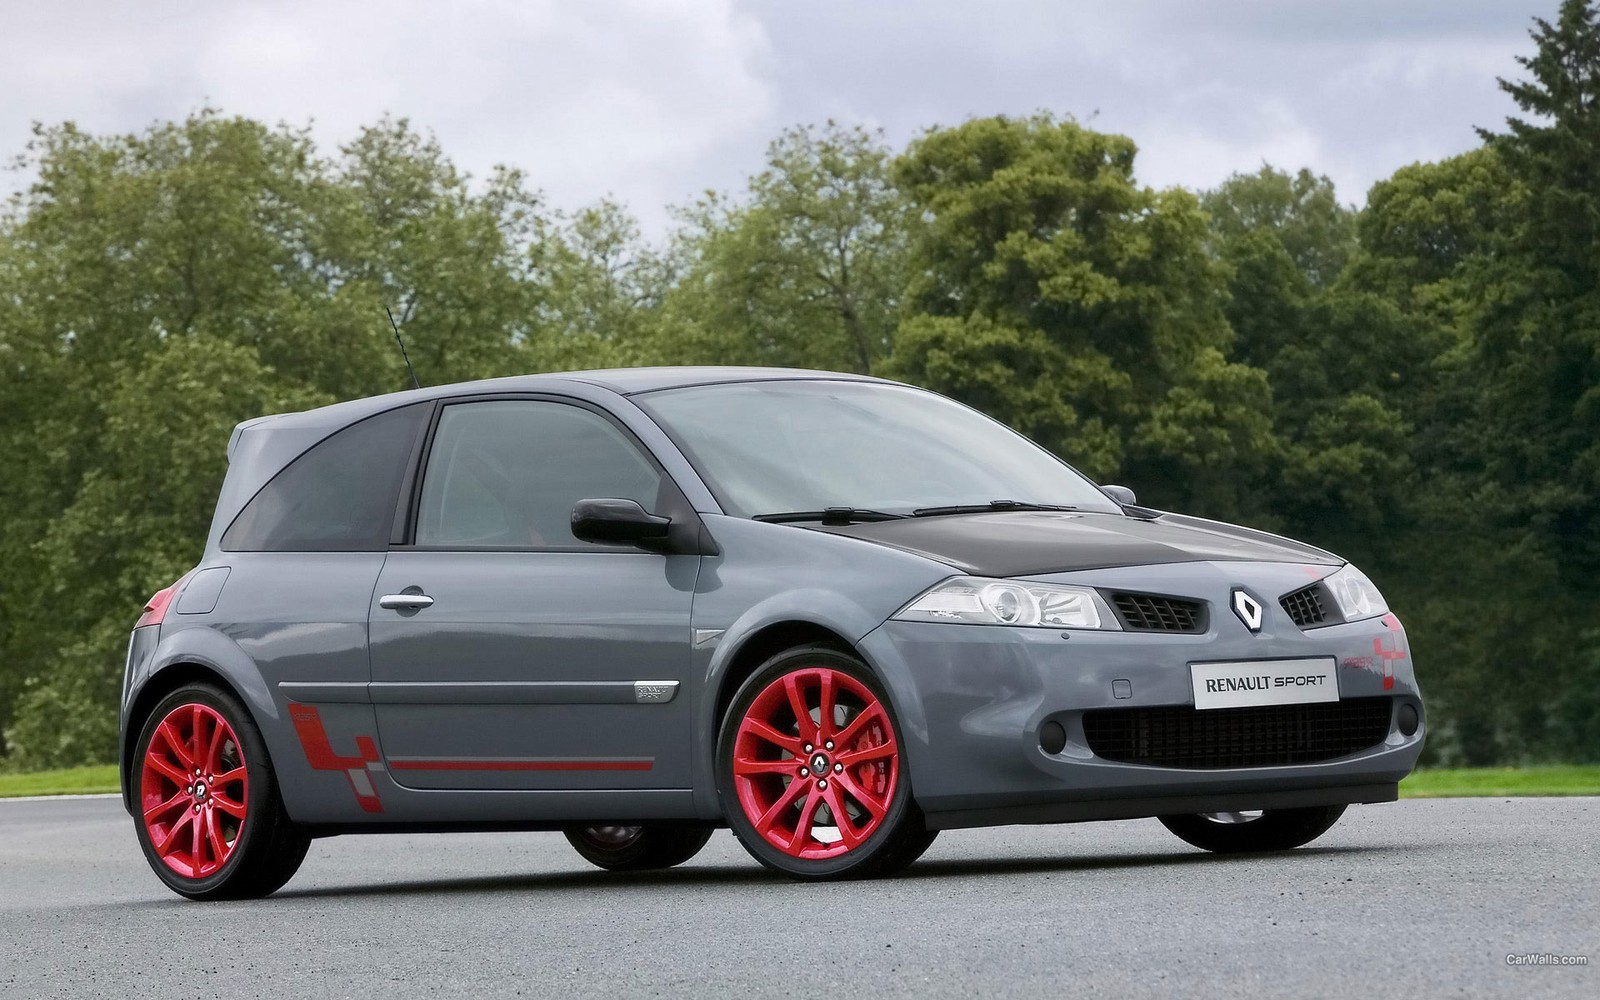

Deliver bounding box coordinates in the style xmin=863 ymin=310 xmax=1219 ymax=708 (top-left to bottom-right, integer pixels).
xmin=140 ymin=703 xmax=249 ymax=879
xmin=718 ymin=646 xmax=931 ymax=879
xmin=131 ymin=684 xmax=310 ymax=900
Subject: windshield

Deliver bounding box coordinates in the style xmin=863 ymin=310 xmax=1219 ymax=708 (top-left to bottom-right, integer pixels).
xmin=635 ymin=380 xmax=1122 ymax=518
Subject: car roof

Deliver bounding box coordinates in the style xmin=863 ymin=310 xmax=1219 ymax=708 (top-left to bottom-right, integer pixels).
xmin=229 ymin=366 xmax=896 ymax=454
xmin=240 ymin=366 xmax=892 ymax=437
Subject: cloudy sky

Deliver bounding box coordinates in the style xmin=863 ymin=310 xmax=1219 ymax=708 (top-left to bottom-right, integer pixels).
xmin=0 ymin=1 xmax=1549 ymax=233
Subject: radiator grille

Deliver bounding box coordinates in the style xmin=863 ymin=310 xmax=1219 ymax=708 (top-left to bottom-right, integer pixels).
xmin=1110 ymin=593 xmax=1206 ymax=633
xmin=1280 ymin=584 xmax=1330 ymax=628
xmin=1082 ymin=697 xmax=1393 ymax=769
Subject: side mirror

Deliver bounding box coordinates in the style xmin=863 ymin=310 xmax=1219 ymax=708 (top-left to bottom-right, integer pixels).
xmin=572 ymin=498 xmax=671 ymax=545
xmin=1102 ymin=484 xmax=1137 ymax=506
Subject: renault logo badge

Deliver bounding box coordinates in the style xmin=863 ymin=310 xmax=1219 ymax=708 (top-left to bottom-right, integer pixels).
xmin=1232 ymin=589 xmax=1264 ymax=632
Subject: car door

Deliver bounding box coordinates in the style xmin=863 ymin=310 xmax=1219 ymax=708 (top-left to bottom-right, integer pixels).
xmin=367 ymin=396 xmax=699 ymax=791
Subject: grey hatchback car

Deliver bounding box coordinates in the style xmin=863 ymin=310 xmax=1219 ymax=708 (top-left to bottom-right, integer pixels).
xmin=120 ymin=367 xmax=1424 ymax=898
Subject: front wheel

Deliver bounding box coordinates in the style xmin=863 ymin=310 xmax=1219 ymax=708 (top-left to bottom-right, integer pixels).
xmin=1158 ymin=805 xmax=1347 ymax=853
xmin=563 ymin=825 xmax=714 ymax=871
xmin=716 ymin=645 xmax=929 ymax=880
xmin=132 ymin=683 xmax=311 ymax=900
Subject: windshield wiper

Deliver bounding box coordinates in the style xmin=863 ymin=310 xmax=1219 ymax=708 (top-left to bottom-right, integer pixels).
xmin=911 ymin=500 xmax=1079 ymax=518
xmin=753 ymin=507 xmax=907 ymax=525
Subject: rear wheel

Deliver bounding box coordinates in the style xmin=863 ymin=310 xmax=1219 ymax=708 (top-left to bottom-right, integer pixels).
xmin=717 ymin=645 xmax=927 ymax=880
xmin=133 ymin=683 xmax=310 ymax=900
xmin=563 ymin=825 xmax=713 ymax=871
xmin=1158 ymin=805 xmax=1347 ymax=853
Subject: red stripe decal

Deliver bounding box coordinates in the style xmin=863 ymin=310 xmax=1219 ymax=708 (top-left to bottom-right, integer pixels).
xmin=388 ymin=758 xmax=654 ymax=772
xmin=288 ymin=702 xmax=385 ymax=813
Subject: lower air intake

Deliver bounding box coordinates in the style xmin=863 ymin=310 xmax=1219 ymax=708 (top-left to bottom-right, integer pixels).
xmin=1082 ymin=697 xmax=1393 ymax=769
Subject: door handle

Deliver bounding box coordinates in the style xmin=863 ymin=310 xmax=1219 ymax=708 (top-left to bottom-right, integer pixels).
xmin=379 ymin=593 xmax=435 ymax=611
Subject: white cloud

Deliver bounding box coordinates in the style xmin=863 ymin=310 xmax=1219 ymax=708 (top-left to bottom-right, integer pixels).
xmin=0 ymin=0 xmax=1549 ymax=231
xmin=0 ymin=0 xmax=774 ymax=232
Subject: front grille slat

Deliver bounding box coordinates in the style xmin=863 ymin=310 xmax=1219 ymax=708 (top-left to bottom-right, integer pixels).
xmin=1279 ymin=584 xmax=1329 ymax=628
xmin=1110 ymin=593 xmax=1206 ymax=633
xmin=1082 ymin=697 xmax=1392 ymax=769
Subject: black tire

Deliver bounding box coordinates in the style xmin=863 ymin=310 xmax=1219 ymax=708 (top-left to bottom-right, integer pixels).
xmin=563 ymin=825 xmax=714 ymax=871
xmin=1158 ymin=805 xmax=1347 ymax=853
xmin=131 ymin=683 xmax=311 ymax=900
xmin=871 ymin=814 xmax=940 ymax=876
xmin=716 ymin=645 xmax=925 ymax=881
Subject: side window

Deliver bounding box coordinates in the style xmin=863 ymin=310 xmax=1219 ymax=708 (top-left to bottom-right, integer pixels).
xmin=222 ymin=403 xmax=427 ymax=552
xmin=416 ymin=400 xmax=663 ymax=548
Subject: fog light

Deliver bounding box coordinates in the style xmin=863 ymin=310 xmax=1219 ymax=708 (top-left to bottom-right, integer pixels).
xmin=1397 ymin=703 xmax=1420 ymax=737
xmin=1039 ymin=720 xmax=1067 ymax=755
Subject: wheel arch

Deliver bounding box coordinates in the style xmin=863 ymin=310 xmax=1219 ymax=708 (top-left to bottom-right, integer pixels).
xmin=692 ymin=606 xmax=926 ymax=818
xmin=709 ymin=620 xmax=859 ymax=732
xmin=120 ymin=628 xmax=282 ymax=814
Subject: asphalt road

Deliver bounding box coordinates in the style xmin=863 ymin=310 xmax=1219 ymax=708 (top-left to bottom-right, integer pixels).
xmin=1 ymin=796 xmax=1594 ymax=999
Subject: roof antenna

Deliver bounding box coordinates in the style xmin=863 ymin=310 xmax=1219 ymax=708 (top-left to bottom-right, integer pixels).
xmin=385 ymin=306 xmax=422 ymax=390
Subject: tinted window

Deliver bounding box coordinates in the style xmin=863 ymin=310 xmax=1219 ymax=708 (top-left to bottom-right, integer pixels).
xmin=222 ymin=404 xmax=426 ymax=551
xmin=636 ymin=380 xmax=1121 ymax=517
xmin=416 ymin=400 xmax=662 ymax=548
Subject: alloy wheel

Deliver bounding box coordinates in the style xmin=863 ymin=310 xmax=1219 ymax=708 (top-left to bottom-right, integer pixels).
xmin=730 ymin=666 xmax=899 ymax=860
xmin=140 ymin=703 xmax=249 ymax=879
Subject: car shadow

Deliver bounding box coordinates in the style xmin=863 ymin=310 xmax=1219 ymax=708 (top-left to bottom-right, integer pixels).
xmin=256 ymin=843 xmax=1407 ymax=901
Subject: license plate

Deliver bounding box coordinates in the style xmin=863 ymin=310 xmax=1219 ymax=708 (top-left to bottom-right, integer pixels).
xmin=1190 ymin=658 xmax=1338 ymax=710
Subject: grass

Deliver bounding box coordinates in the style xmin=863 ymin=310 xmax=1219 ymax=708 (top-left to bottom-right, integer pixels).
xmin=1 ymin=764 xmax=1596 ymax=800
xmin=0 ymin=764 xmax=120 ymax=798
xmin=1400 ymin=765 xmax=1600 ymax=798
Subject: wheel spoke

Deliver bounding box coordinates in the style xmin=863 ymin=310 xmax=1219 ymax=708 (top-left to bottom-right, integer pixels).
xmin=145 ymin=752 xmax=190 ymax=788
xmin=210 ymin=790 xmax=247 ymax=820
xmin=834 ymin=770 xmax=888 ymax=819
xmin=832 ymin=702 xmax=887 ymax=749
xmin=190 ymin=705 xmax=205 ymax=770
xmin=213 ymin=765 xmax=247 ymax=789
xmin=820 ymin=783 xmax=863 ymax=849
xmin=783 ymin=675 xmax=814 ymax=740
xmin=836 ymin=741 xmax=896 ymax=766
xmin=817 ymin=670 xmax=836 ymax=741
xmin=786 ymin=785 xmax=824 ymax=852
xmin=155 ymin=809 xmax=194 ymax=855
xmin=754 ymin=776 xmax=808 ymax=838
xmin=190 ymin=804 xmax=203 ymax=867
xmin=156 ymin=721 xmax=196 ymax=771
xmin=741 ymin=718 xmax=802 ymax=755
xmin=142 ymin=791 xmax=188 ymax=826
xmin=204 ymin=721 xmax=228 ymax=774
xmin=204 ymin=809 xmax=228 ymax=866
xmin=734 ymin=756 xmax=803 ymax=776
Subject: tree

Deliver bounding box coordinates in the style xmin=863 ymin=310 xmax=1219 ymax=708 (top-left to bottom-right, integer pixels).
xmin=888 ymin=114 xmax=1275 ymax=515
xmin=1474 ymin=0 xmax=1600 ymax=593
xmin=3 ymin=339 xmax=325 ymax=768
xmin=659 ymin=122 xmax=910 ymax=373
xmin=1202 ymin=166 xmax=1356 ymax=290
xmin=0 ymin=112 xmax=539 ymax=764
xmin=525 ymin=200 xmax=670 ymax=371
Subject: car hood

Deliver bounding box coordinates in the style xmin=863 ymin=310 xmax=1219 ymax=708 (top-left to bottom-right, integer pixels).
xmin=803 ymin=510 xmax=1341 ymax=578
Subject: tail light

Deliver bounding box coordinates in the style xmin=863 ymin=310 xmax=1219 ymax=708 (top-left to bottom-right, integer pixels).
xmin=135 ymin=573 xmax=191 ymax=629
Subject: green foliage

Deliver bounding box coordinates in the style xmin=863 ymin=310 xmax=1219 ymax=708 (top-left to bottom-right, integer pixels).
xmin=657 ymin=122 xmax=910 ymax=373
xmin=2 ymin=7 xmax=1599 ymax=768
xmin=888 ymin=114 xmax=1275 ymax=509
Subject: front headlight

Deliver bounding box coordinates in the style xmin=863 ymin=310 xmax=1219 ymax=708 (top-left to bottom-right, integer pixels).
xmin=1325 ymin=564 xmax=1388 ymax=621
xmin=892 ymin=576 xmax=1121 ymax=630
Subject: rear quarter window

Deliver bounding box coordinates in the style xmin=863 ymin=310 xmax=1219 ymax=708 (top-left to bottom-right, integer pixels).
xmin=221 ymin=403 xmax=427 ymax=552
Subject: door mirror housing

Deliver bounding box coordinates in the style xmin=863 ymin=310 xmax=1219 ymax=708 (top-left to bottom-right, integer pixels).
xmin=572 ymin=498 xmax=671 ymax=545
xmin=1102 ymin=484 xmax=1137 ymax=506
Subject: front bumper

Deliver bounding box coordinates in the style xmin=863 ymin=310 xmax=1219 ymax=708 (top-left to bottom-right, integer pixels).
xmin=858 ymin=561 xmax=1424 ymax=829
